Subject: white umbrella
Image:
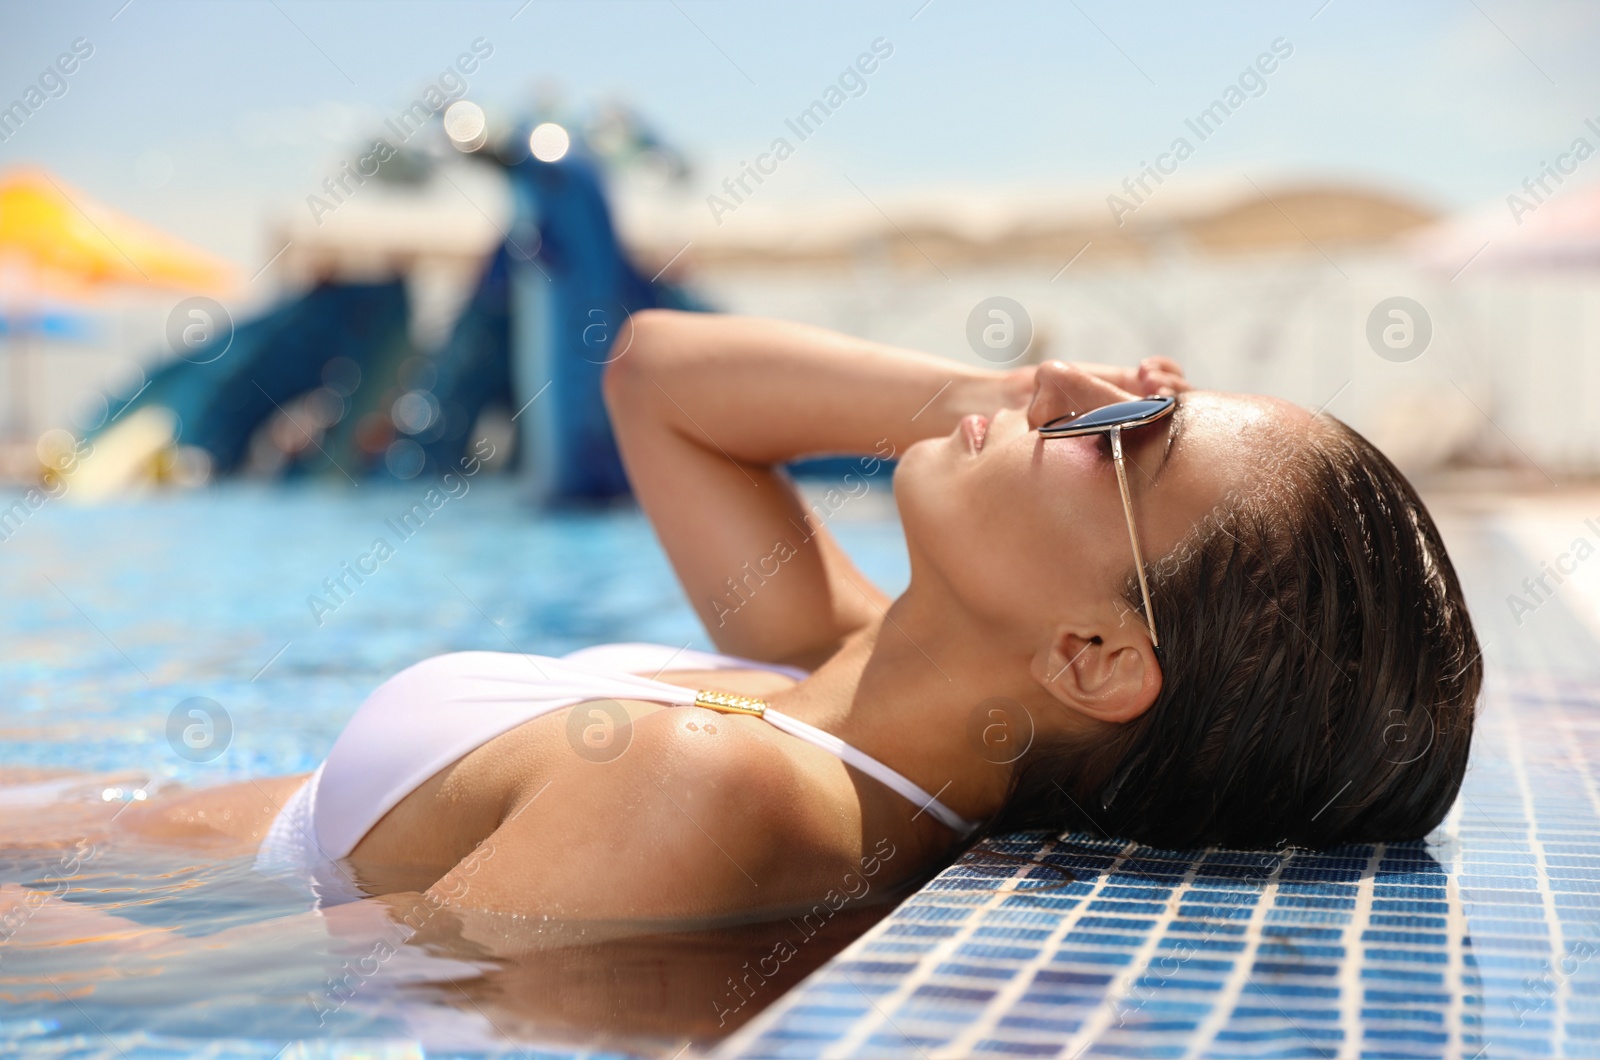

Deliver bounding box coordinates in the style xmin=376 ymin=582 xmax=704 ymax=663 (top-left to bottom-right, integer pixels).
xmin=1408 ymin=179 xmax=1600 ymax=274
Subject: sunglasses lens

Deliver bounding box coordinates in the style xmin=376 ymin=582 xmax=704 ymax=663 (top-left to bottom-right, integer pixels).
xmin=1042 ymin=397 xmax=1172 ymax=433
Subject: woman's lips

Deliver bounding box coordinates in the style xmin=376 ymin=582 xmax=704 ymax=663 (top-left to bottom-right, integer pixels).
xmin=959 ymin=414 xmax=988 ymax=453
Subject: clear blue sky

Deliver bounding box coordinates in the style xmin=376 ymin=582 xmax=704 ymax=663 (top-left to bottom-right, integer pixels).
xmin=1 ymin=0 xmax=1596 ymax=265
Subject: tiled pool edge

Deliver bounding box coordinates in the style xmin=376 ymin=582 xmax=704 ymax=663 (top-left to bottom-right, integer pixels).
xmin=712 ymin=833 xmax=1479 ymax=1059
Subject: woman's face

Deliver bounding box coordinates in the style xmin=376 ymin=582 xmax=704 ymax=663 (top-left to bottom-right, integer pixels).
xmin=895 ymin=362 xmax=1314 ymax=643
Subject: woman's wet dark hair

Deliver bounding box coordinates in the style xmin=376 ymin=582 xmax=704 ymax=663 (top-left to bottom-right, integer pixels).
xmin=997 ymin=414 xmax=1482 ymax=850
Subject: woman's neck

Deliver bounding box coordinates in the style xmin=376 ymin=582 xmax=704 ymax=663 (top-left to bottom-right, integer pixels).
xmin=770 ymin=584 xmax=1029 ymax=826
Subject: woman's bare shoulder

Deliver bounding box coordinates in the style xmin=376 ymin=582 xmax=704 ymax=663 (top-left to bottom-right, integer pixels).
xmin=426 ymin=707 xmax=867 ymax=920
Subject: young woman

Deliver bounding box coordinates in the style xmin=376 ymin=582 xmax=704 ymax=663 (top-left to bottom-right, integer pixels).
xmin=125 ymin=310 xmax=1481 ymax=926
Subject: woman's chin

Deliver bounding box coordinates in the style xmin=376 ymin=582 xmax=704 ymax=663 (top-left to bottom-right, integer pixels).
xmin=899 ymin=434 xmax=959 ymax=474
xmin=891 ymin=438 xmax=940 ymax=498
xmin=891 ymin=438 xmax=956 ymax=533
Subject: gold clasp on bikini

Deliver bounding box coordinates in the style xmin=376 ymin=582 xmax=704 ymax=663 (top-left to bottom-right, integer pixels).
xmin=693 ymin=690 xmax=768 ymax=717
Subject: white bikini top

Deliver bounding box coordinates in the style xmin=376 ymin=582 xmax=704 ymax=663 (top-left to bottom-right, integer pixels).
xmin=309 ymin=642 xmax=980 ymax=858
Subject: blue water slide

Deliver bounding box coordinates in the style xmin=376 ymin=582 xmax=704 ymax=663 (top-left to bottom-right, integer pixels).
xmin=95 ymin=280 xmax=411 ymax=475
xmin=412 ymin=242 xmax=516 ymax=473
xmin=502 ymin=141 xmax=705 ymax=503
xmin=86 ymin=119 xmax=878 ymax=494
xmin=497 ymin=134 xmax=890 ymax=498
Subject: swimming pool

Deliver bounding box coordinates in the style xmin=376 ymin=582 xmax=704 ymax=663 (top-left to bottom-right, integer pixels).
xmin=0 ymin=481 xmax=909 ymax=1058
xmin=9 ymin=485 xmax=1600 ymax=1059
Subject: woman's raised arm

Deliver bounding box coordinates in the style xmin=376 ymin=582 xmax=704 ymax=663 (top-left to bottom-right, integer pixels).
xmin=602 ymin=311 xmax=1022 ymax=668
xmin=602 ymin=311 xmax=1186 ymax=668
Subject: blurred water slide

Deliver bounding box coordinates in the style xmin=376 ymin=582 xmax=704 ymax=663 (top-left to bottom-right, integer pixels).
xmin=386 ymin=243 xmax=515 ymax=479
xmin=501 ymin=128 xmax=706 ymax=502
xmin=494 ymin=107 xmax=861 ymax=493
xmin=59 ymin=102 xmax=717 ymax=502
xmin=84 ymin=280 xmax=414 ymax=493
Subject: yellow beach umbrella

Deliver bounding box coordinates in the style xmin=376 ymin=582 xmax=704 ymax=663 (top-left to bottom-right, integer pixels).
xmin=0 ymin=166 xmax=237 ymax=452
xmin=0 ymin=166 xmax=235 ymax=297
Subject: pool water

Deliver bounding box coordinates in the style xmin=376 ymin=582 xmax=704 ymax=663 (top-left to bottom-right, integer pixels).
xmin=0 ymin=481 xmax=908 ymax=1058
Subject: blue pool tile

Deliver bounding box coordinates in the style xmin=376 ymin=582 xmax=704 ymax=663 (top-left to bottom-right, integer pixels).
xmin=1360 ymin=929 xmax=1449 ymax=946
xmin=934 ymin=962 xmax=1024 ymax=980
xmin=1359 ymin=1006 xmax=1446 ymax=1023
xmin=1230 ymin=1006 xmax=1344 ymax=1022
xmin=1083 ymin=1044 xmax=1188 ymax=1058
xmin=972 ymin=1039 xmax=1068 ymax=1056
xmin=1253 ymin=961 xmax=1340 ymax=977
xmin=1179 ymin=904 xmax=1261 ymax=921
xmin=910 ymin=984 xmax=997 ymax=1003
xmin=1052 ymin=949 xmax=1135 ymax=967
xmin=1277 ymin=894 xmax=1360 ymax=911
xmin=956 ymin=942 xmax=1042 ymax=961
xmin=1362 ymin=948 xmax=1449 ymax=965
xmin=1212 ymin=1026 xmax=1345 ymax=1042
xmin=1360 ymin=966 xmax=1444 ymax=984
xmin=1244 ymin=980 xmax=1341 ymax=1000
xmin=1034 ymin=968 xmax=1118 ymax=987
xmin=996 ymin=1013 xmax=1085 ymax=1033
xmin=1367 ymin=914 xmax=1448 ymax=930
xmin=1063 ymin=929 xmax=1150 ymax=948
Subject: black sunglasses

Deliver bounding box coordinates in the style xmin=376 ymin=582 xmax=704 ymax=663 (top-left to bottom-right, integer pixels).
xmin=1038 ymin=395 xmax=1177 ymax=649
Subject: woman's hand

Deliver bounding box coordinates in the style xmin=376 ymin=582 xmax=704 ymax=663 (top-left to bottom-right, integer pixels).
xmin=964 ymin=357 xmax=1191 ymax=420
xmin=1084 ymin=356 xmax=1191 ymax=398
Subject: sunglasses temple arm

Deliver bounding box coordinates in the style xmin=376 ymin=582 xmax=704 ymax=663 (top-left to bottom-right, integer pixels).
xmin=1111 ymin=427 xmax=1160 ymax=650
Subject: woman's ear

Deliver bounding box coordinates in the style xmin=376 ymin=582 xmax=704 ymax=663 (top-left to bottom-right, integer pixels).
xmin=1032 ymin=627 xmax=1162 ymax=726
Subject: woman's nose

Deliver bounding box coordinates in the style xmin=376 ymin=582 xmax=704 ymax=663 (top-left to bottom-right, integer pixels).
xmin=1026 ymin=362 xmax=1140 ymax=431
